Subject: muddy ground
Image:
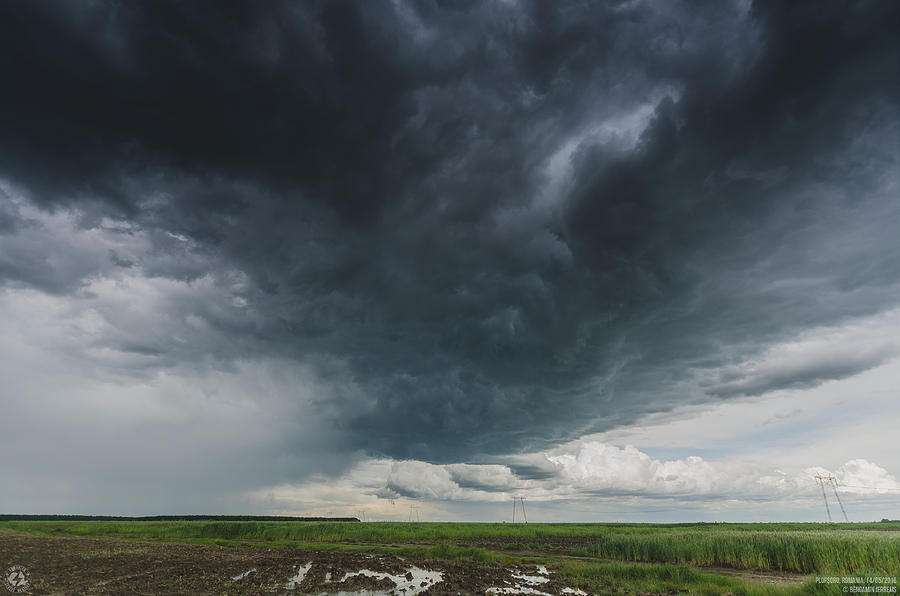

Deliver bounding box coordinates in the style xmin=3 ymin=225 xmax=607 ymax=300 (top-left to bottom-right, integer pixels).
xmin=0 ymin=530 xmax=588 ymax=595
xmin=342 ymin=537 xmax=808 ymax=587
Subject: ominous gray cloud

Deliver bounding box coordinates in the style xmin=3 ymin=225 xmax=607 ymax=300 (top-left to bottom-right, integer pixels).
xmin=1 ymin=0 xmax=898 ymax=482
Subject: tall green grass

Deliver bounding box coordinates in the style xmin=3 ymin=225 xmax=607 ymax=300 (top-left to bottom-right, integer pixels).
xmin=556 ymin=560 xmax=807 ymax=596
xmin=570 ymin=530 xmax=900 ymax=574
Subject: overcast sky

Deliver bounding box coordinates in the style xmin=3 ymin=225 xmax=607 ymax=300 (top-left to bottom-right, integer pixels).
xmin=1 ymin=0 xmax=898 ymax=522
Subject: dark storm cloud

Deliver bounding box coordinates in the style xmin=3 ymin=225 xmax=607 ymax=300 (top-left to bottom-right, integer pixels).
xmin=1 ymin=0 xmax=898 ymax=463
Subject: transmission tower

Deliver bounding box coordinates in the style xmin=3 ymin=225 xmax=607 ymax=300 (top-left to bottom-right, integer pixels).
xmin=828 ymin=476 xmax=849 ymax=522
xmin=815 ymin=475 xmax=849 ymax=522
xmin=511 ymin=496 xmax=527 ymax=523
xmin=407 ymin=505 xmax=420 ymax=522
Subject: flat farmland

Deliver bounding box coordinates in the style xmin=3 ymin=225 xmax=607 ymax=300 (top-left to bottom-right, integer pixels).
xmin=1 ymin=521 xmax=897 ymax=594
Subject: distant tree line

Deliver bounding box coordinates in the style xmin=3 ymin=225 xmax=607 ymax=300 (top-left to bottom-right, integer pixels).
xmin=0 ymin=514 xmax=359 ymax=522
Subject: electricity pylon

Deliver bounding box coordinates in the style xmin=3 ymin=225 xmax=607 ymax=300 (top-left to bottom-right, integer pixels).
xmin=511 ymin=496 xmax=527 ymax=523
xmin=815 ymin=475 xmax=849 ymax=522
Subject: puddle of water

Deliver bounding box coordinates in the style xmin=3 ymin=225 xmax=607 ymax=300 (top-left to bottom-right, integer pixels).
xmin=511 ymin=571 xmax=550 ymax=585
xmin=324 ymin=566 xmax=443 ymax=596
xmin=487 ymin=569 xmax=553 ymax=596
xmin=231 ymin=568 xmax=257 ymax=582
xmin=486 ymin=587 xmax=553 ymax=596
xmin=488 ymin=566 xmax=586 ymax=596
xmin=284 ymin=562 xmax=313 ymax=590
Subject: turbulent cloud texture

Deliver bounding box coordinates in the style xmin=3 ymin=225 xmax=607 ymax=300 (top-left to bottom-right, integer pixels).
xmin=0 ymin=1 xmax=898 ymax=513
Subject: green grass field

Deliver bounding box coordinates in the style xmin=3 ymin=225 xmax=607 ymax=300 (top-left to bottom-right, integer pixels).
xmin=3 ymin=520 xmax=898 ymax=594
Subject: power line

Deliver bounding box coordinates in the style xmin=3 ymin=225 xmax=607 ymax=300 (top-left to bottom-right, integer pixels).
xmin=835 ymin=484 xmax=900 ymax=492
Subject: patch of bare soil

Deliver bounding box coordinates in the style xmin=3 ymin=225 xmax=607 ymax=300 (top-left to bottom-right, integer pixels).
xmin=0 ymin=531 xmax=590 ymax=595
